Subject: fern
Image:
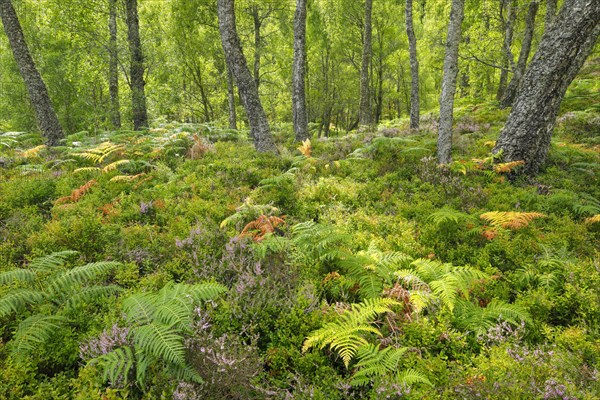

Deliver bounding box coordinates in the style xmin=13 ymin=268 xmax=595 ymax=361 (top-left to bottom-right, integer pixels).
xmin=93 ymin=282 xmax=226 ymax=388
xmin=10 ymin=315 xmax=67 ymax=357
xmin=428 ymin=208 xmax=473 ymax=227
xmin=0 ymin=289 xmax=47 ymax=318
xmin=351 ymin=344 xmax=431 ymax=387
xmin=303 ymin=298 xmax=399 ymax=367
xmin=74 ymin=142 xmax=124 ymax=164
xmin=480 ymin=211 xmax=545 ymax=230
xmin=96 ymin=347 xmax=135 ymax=386
xmin=0 ymin=269 xmax=37 ymax=285
xmin=28 ymin=250 xmax=79 ymax=273
xmin=220 ymin=198 xmax=280 ymax=230
xmin=292 ymin=221 xmax=352 ymax=264
xmin=453 ymin=299 xmax=530 ymax=334
xmin=0 ymin=251 xmax=123 ymax=361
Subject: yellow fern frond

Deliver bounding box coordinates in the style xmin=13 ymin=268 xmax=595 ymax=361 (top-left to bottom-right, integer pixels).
xmin=21 ymin=145 xmax=46 ymax=158
xmin=74 ymin=142 xmax=124 ymax=164
xmin=73 ymin=167 xmax=101 ymax=173
xmin=109 ymin=173 xmax=145 ymax=183
xmin=493 ymin=160 xmax=525 ymax=173
xmin=297 ymin=139 xmax=312 ymax=158
xmin=483 ymin=141 xmax=496 ymax=147
xmin=585 ymin=214 xmax=600 ymax=225
xmin=102 ymin=160 xmax=130 ymax=173
xmin=480 ymin=211 xmax=545 ymax=230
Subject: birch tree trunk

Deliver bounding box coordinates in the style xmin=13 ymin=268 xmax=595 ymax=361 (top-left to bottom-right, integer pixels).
xmin=0 ymin=0 xmax=64 ymax=145
xmin=494 ymin=0 xmax=600 ymax=175
xmin=501 ymin=0 xmax=539 ymax=108
xmin=405 ymin=0 xmax=420 ymax=129
xmin=359 ymin=0 xmax=373 ymax=127
xmin=437 ymin=0 xmax=465 ymax=164
xmin=292 ymin=0 xmax=309 ymax=142
xmin=217 ymin=0 xmax=276 ymax=153
xmin=125 ymin=0 xmax=148 ymax=130
xmin=108 ymin=0 xmax=121 ymax=129
xmin=545 ymin=0 xmax=557 ymax=30
xmin=227 ymin=66 xmax=237 ymax=130
xmin=496 ymin=0 xmax=517 ymax=101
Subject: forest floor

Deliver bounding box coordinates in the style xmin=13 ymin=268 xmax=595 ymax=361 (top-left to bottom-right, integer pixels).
xmin=0 ymin=66 xmax=598 ymax=399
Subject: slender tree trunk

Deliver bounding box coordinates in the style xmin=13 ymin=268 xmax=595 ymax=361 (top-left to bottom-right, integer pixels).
xmin=359 ymin=0 xmax=373 ymax=126
xmin=497 ymin=0 xmax=517 ymax=101
xmin=292 ymin=0 xmax=309 ymax=141
xmin=375 ymin=54 xmax=384 ymax=124
xmin=0 ymin=0 xmax=64 ymax=145
xmin=545 ymin=0 xmax=557 ymax=30
xmin=437 ymin=0 xmax=465 ymax=164
xmin=494 ymin=0 xmax=600 ymax=175
xmin=227 ymin=66 xmax=237 ymax=129
xmin=406 ymin=0 xmax=420 ymax=129
xmin=251 ymin=6 xmax=261 ymax=90
xmin=108 ymin=0 xmax=121 ymax=129
xmin=501 ymin=0 xmax=539 ymax=108
xmin=125 ymin=0 xmax=148 ymax=130
xmin=217 ymin=0 xmax=276 ymax=152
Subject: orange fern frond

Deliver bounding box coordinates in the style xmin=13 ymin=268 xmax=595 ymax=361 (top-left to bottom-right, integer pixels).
xmin=585 ymin=214 xmax=600 ymax=225
xmin=55 ymin=179 xmax=97 ymax=205
xmin=493 ymin=160 xmax=525 ymax=173
xmin=239 ymin=215 xmax=286 ymax=242
xmin=480 ymin=211 xmax=545 ymax=230
xmin=297 ymin=139 xmax=312 ymax=158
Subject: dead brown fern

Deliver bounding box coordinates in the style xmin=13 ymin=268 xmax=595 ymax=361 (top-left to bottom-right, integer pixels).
xmin=55 ymin=179 xmax=97 ymax=205
xmin=238 ymin=215 xmax=286 ymax=242
xmin=480 ymin=211 xmax=545 ymax=230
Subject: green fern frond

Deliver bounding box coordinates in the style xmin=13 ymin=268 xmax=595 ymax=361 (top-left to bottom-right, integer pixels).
xmin=453 ymin=299 xmax=530 ymax=334
xmin=47 ymin=261 xmax=121 ymax=295
xmin=123 ymin=292 xmax=157 ymax=325
xmin=0 ymin=289 xmax=46 ymax=318
xmin=396 ymin=369 xmax=433 ymax=387
xmin=170 ymin=362 xmax=204 ymax=384
xmin=411 ymin=259 xmax=447 ymax=282
xmin=96 ymin=346 xmax=135 ymax=386
xmin=10 ymin=314 xmax=67 ymax=356
xmin=133 ymin=323 xmax=186 ymax=365
xmin=292 ymin=221 xmax=352 ymax=263
xmin=63 ymin=285 xmax=123 ymax=311
xmin=351 ymin=344 xmax=408 ymax=386
xmin=429 ymin=278 xmax=460 ymax=312
xmin=28 ymin=251 xmax=78 ymax=273
xmin=303 ymin=298 xmax=399 ymax=367
xmin=0 ymin=269 xmax=36 ymax=285
xmin=428 ymin=208 xmax=472 ymax=227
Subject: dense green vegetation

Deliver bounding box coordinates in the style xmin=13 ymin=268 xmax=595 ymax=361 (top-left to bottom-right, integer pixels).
xmin=1 ymin=0 xmax=599 ymax=398
xmin=1 ymin=70 xmax=599 ymax=397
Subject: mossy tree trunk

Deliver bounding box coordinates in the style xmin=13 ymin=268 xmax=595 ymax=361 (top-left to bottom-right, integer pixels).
xmin=292 ymin=0 xmax=309 ymax=142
